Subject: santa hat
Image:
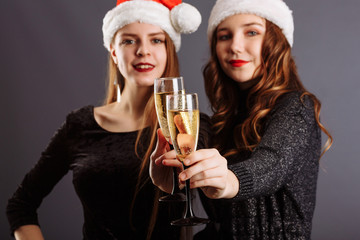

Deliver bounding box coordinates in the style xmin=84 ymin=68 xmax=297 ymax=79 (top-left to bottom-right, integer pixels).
xmin=102 ymin=0 xmax=202 ymax=52
xmin=208 ymin=0 xmax=294 ymax=47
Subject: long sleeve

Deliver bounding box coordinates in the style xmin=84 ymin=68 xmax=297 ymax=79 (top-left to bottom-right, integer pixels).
xmin=198 ymin=112 xmax=211 ymax=150
xmin=228 ymin=92 xmax=321 ymax=200
xmin=6 ymin=119 xmax=71 ymax=233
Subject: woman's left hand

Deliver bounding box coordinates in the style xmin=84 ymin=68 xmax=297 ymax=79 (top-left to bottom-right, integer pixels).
xmin=150 ymin=129 xmax=183 ymax=193
xmin=178 ymin=148 xmax=239 ymax=199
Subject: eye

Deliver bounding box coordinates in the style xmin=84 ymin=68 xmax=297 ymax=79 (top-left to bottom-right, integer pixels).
xmin=121 ymin=39 xmax=136 ymax=45
xmin=247 ymin=31 xmax=258 ymax=36
xmin=152 ymin=38 xmax=165 ymax=44
xmin=217 ymin=34 xmax=231 ymax=41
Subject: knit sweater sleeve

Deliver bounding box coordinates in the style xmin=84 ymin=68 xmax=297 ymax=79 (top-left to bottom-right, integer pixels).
xmin=5 ymin=110 xmax=76 ymax=234
xmin=228 ymin=92 xmax=321 ymax=200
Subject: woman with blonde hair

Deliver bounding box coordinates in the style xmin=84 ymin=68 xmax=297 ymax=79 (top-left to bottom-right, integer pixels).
xmin=6 ymin=0 xmax=201 ymax=239
xmin=150 ymin=0 xmax=333 ymax=239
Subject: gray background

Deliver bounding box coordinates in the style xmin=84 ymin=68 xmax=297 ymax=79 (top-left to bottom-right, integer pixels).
xmin=1 ymin=0 xmax=359 ymax=239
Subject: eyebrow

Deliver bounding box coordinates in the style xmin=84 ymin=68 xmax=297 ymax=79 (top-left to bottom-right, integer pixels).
xmin=243 ymin=22 xmax=265 ymax=27
xmin=217 ymin=22 xmax=265 ymax=32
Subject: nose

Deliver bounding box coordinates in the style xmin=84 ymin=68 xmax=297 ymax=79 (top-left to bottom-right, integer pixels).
xmin=136 ymin=41 xmax=151 ymax=56
xmin=230 ymin=34 xmax=244 ymax=54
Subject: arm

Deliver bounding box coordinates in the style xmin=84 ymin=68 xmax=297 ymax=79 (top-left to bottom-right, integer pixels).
xmin=228 ymin=93 xmax=321 ymax=200
xmin=14 ymin=225 xmax=44 ymax=240
xmin=6 ymin=119 xmax=71 ymax=236
xmin=179 ymin=93 xmax=320 ymax=200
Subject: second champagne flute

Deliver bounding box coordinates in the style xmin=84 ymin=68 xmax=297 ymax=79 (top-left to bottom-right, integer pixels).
xmin=154 ymin=77 xmax=186 ymax=202
xmin=167 ymin=93 xmax=210 ymax=226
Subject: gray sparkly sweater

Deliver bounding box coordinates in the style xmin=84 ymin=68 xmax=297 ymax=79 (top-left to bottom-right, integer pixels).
xmin=197 ymin=91 xmax=321 ymax=240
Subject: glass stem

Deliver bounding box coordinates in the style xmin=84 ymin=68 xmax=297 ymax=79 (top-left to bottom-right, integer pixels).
xmin=171 ymin=167 xmax=180 ymax=194
xmin=183 ymin=165 xmax=194 ymax=218
xmin=169 ymin=144 xmax=181 ymax=195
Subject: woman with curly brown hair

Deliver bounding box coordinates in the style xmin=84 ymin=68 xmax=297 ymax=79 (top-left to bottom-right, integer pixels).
xmin=150 ymin=0 xmax=333 ymax=239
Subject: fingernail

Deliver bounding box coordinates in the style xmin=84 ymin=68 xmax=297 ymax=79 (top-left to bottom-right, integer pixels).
xmin=184 ymin=159 xmax=190 ymax=165
xmin=179 ymin=172 xmax=186 ymax=180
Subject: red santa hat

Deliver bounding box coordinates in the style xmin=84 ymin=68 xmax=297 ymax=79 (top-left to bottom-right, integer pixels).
xmin=102 ymin=0 xmax=202 ymax=52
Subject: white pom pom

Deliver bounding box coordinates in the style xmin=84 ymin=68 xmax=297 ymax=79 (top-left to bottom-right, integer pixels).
xmin=170 ymin=3 xmax=202 ymax=34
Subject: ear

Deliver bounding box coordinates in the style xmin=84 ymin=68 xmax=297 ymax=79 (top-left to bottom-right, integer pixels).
xmin=109 ymin=44 xmax=118 ymax=65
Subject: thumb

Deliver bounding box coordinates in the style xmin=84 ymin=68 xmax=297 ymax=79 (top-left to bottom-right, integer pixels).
xmin=153 ymin=128 xmax=170 ymax=158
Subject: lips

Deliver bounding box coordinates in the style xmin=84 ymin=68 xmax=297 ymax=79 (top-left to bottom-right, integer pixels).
xmin=229 ymin=59 xmax=250 ymax=67
xmin=133 ymin=63 xmax=155 ymax=72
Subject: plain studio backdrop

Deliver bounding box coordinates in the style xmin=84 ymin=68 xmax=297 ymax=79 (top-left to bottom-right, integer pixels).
xmin=1 ymin=1 xmax=359 ymax=239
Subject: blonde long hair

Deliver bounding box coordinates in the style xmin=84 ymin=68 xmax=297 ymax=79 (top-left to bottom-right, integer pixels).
xmin=104 ymin=32 xmax=179 ymax=239
xmin=204 ymin=20 xmax=332 ymax=157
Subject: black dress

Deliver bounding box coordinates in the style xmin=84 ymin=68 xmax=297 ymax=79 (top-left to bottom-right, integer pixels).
xmin=6 ymin=106 xmax=212 ymax=239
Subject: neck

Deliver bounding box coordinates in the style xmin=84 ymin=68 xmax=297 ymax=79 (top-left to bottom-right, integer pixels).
xmin=238 ymin=76 xmax=261 ymax=90
xmin=116 ymin=84 xmax=153 ymax=119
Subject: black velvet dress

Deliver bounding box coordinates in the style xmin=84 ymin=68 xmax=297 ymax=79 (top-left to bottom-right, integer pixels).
xmin=7 ymin=105 xmax=210 ymax=239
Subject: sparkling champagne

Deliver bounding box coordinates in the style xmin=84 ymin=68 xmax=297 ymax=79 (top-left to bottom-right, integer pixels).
xmin=167 ymin=109 xmax=199 ymax=161
xmin=155 ymin=91 xmax=184 ymax=142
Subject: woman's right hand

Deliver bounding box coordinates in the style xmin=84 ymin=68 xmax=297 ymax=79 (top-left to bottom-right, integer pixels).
xmin=179 ymin=148 xmax=239 ymax=199
xmin=149 ymin=129 xmax=183 ymax=193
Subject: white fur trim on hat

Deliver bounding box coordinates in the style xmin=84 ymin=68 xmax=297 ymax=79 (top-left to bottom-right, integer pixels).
xmin=208 ymin=0 xmax=294 ymax=47
xmin=102 ymin=1 xmax=201 ymax=52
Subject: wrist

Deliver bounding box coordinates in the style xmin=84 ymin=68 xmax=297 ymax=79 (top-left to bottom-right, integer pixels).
xmin=223 ymin=170 xmax=239 ymax=198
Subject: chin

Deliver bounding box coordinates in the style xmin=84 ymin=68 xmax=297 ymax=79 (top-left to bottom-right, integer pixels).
xmin=137 ymin=80 xmax=155 ymax=87
xmin=133 ymin=76 xmax=155 ymax=86
xmin=231 ymin=76 xmax=253 ymax=83
xmin=137 ymin=83 xmax=154 ymax=88
xmin=224 ymin=69 xmax=253 ymax=83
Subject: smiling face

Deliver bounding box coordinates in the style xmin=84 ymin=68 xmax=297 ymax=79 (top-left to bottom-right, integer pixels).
xmin=110 ymin=22 xmax=167 ymax=88
xmin=215 ymin=14 xmax=266 ymax=83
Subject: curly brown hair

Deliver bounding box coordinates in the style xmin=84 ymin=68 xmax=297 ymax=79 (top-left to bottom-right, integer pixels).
xmin=204 ymin=20 xmax=332 ymax=157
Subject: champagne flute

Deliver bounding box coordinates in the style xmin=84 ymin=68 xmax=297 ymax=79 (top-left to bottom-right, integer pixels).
xmin=166 ymin=93 xmax=210 ymax=226
xmin=154 ymin=77 xmax=186 ymax=202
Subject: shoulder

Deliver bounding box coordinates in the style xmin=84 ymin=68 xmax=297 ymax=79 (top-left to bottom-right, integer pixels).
xmin=66 ymin=105 xmax=93 ymax=121
xmin=272 ymin=91 xmax=316 ymax=120
xmin=275 ymin=91 xmax=312 ymax=109
xmin=64 ymin=105 xmax=96 ymax=131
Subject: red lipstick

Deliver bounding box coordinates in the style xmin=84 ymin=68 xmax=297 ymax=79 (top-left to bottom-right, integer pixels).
xmin=229 ymin=59 xmax=249 ymax=67
xmin=133 ymin=62 xmax=155 ymax=72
